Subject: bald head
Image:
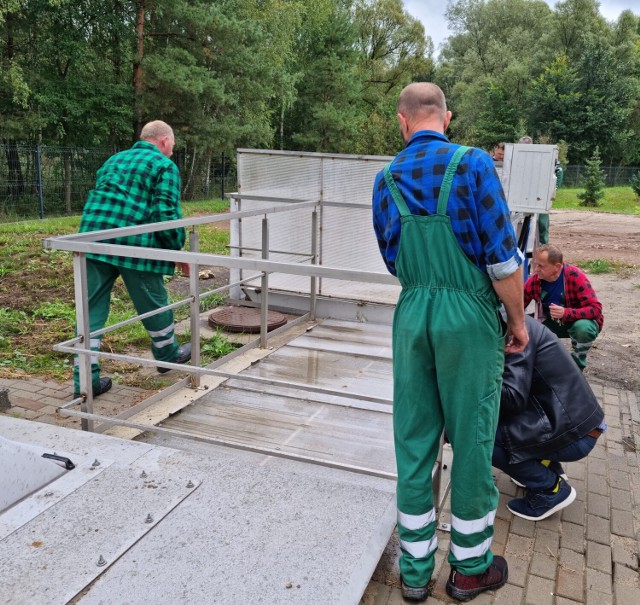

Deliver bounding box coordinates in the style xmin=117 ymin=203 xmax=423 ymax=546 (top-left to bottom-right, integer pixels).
xmin=397 ymin=83 xmax=451 ymax=142
xmin=140 ymin=120 xmax=175 ymax=158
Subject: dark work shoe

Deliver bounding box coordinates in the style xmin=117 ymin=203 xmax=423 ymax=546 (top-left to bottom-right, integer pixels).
xmin=446 ymin=556 xmax=508 ymax=602
xmin=157 ymin=343 xmax=192 ymax=374
xmin=401 ymin=577 xmax=429 ymax=602
xmin=73 ymin=377 xmax=112 ymax=399
xmin=507 ymin=477 xmax=576 ymax=521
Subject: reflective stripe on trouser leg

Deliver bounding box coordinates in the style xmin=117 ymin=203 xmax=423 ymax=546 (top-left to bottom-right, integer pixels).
xmin=118 ymin=267 xmax=179 ymax=362
xmin=393 ymin=304 xmax=445 ymax=588
xmin=147 ymin=324 xmax=177 ymax=356
xmin=397 ymin=507 xmax=438 ymax=584
xmin=568 ymin=319 xmax=599 ymax=370
xmin=73 ymin=259 xmax=119 ymax=393
xmin=431 ymin=294 xmax=504 ymax=576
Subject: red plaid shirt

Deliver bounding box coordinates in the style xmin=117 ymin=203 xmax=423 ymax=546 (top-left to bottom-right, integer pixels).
xmin=524 ymin=264 xmax=603 ymax=330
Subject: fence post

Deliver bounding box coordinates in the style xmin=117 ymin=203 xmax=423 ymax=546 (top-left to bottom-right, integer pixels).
xmin=221 ymin=152 xmax=225 ymax=200
xmin=35 ymin=145 xmax=44 ymax=219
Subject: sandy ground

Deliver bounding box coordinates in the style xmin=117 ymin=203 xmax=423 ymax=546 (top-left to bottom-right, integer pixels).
xmin=547 ymin=210 xmax=640 ymax=393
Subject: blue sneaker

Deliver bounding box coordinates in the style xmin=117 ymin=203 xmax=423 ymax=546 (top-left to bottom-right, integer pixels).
xmin=507 ymin=477 xmax=576 ymax=521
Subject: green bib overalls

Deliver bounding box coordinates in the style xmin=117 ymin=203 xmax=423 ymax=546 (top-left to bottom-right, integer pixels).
xmin=383 ymin=146 xmax=505 ymax=588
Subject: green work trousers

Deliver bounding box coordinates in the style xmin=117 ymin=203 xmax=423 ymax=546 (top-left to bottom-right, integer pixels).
xmin=73 ymin=259 xmax=179 ymax=392
xmin=543 ymin=318 xmax=599 ymax=370
xmin=384 ymin=148 xmax=505 ymax=589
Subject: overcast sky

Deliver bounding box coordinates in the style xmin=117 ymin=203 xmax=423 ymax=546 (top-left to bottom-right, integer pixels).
xmin=403 ymin=1 xmax=637 ymax=55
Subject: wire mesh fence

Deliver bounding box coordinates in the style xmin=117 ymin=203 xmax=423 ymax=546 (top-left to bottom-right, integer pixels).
xmin=0 ymin=145 xmax=236 ymax=223
xmin=562 ymin=165 xmax=640 ymax=188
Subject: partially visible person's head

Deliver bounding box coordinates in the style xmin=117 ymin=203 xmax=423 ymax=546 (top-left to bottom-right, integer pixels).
xmin=519 ymin=135 xmax=533 ymax=144
xmin=397 ymin=83 xmax=452 ymax=142
xmin=534 ymin=244 xmax=563 ymax=281
xmin=493 ymin=142 xmax=505 ymax=161
xmin=140 ymin=121 xmax=175 ymax=158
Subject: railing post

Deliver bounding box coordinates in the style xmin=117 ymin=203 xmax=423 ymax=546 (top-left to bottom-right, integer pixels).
xmin=310 ymin=208 xmax=318 ymax=321
xmin=189 ymin=229 xmax=201 ymax=388
xmin=73 ymin=252 xmax=94 ymax=431
xmin=260 ymin=216 xmax=269 ymax=348
xmin=35 ymin=145 xmax=45 ymax=219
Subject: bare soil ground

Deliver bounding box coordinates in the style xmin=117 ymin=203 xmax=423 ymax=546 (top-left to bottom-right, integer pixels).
xmin=548 ymin=210 xmax=640 ymax=394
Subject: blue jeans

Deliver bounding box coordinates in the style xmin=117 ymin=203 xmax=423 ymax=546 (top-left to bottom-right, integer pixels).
xmin=492 ymin=430 xmax=598 ymax=490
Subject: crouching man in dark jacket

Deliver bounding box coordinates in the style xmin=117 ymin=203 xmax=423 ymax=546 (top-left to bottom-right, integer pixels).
xmin=493 ymin=316 xmax=606 ymax=521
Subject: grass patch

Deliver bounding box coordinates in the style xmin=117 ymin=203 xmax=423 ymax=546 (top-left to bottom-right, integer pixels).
xmin=576 ymin=258 xmax=637 ymax=277
xmin=554 ymin=187 xmax=640 ymax=214
xmin=0 ymin=199 xmax=234 ymax=383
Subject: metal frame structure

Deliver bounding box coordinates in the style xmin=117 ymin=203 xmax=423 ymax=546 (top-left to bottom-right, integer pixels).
xmin=43 ymin=201 xmax=406 ymax=485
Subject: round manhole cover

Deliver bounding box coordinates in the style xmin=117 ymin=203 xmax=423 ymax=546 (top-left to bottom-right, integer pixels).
xmin=208 ymin=306 xmax=288 ymax=333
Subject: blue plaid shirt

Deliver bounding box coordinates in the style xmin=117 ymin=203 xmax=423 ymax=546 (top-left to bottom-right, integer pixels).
xmin=372 ymin=130 xmax=522 ymax=279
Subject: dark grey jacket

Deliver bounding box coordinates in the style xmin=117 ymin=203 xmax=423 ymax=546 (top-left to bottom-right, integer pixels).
xmin=498 ymin=316 xmax=604 ymax=463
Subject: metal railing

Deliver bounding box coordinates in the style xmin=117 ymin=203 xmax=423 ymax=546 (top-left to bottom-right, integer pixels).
xmin=43 ymin=198 xmax=399 ymax=480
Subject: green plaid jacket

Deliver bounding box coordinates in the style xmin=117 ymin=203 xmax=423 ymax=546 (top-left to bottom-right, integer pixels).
xmin=79 ymin=141 xmax=185 ymax=275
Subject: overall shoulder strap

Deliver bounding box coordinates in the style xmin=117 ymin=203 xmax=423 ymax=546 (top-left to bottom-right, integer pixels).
xmin=383 ymin=164 xmax=410 ymax=217
xmin=437 ymin=145 xmax=470 ymax=215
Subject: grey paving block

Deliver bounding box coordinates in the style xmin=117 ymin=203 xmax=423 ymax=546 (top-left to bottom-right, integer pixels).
xmin=510 ymin=514 xmax=536 ymax=538
xmin=586 ymin=541 xmax=611 ymax=574
xmin=493 ymin=582 xmax=524 ymax=605
xmin=562 ymin=499 xmax=586 ymax=526
xmin=588 ymin=457 xmax=607 ymax=476
xmin=586 ymin=514 xmax=611 ymax=545
xmin=534 ymin=528 xmax=560 ymax=556
xmin=585 ymin=590 xmax=613 ymax=605
xmin=586 ymin=568 xmax=612 ymax=594
xmin=493 ymin=517 xmax=510 ymax=547
xmin=561 ymin=522 xmax=586 ymax=553
xmin=530 ymin=551 xmax=558 ymax=580
xmin=611 ymin=509 xmax=636 ymax=538
xmin=505 ymin=535 xmax=534 ymax=587
xmin=536 ymin=512 xmax=561 ymax=532
xmin=10 ymin=381 xmax=48 ymax=394
xmin=525 ymin=574 xmax=554 ymax=605
xmin=556 ymin=548 xmax=586 ymax=602
xmin=610 ymin=487 xmax=633 ymax=511
xmin=587 ymin=492 xmax=610 ymax=519
xmin=608 ymin=469 xmax=631 ymax=491
xmin=566 ymin=460 xmax=585 ymax=481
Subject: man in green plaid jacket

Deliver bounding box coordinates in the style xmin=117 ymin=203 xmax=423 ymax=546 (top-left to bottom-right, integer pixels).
xmin=74 ymin=120 xmax=191 ymax=398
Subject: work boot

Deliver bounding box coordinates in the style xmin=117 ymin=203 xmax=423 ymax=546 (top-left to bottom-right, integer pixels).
xmin=157 ymin=343 xmax=192 ymax=374
xmin=73 ymin=377 xmax=112 ymax=399
xmin=446 ymin=556 xmax=508 ymax=602
xmin=507 ymin=477 xmax=576 ymax=521
xmin=401 ymin=577 xmax=429 ymax=602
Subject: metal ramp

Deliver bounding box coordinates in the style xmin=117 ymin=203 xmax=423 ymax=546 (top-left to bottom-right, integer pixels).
xmin=161 ymin=319 xmax=394 ymax=477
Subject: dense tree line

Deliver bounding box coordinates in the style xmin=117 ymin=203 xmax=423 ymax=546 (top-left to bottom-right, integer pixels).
xmin=2 ymin=0 xmax=639 ymax=166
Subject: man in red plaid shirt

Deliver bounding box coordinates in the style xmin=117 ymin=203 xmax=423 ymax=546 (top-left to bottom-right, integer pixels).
xmin=524 ymin=244 xmax=603 ymax=370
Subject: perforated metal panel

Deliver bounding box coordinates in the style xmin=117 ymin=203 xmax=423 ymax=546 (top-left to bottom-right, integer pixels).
xmin=233 ymin=150 xmax=398 ymax=303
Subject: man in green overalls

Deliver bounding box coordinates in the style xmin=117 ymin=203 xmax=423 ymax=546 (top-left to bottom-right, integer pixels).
xmin=372 ymin=83 xmax=528 ymax=602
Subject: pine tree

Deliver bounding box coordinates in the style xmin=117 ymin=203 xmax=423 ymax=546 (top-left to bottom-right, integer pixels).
xmin=577 ymin=147 xmax=606 ymax=207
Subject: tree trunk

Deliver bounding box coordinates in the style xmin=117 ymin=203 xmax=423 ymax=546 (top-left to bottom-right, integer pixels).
xmin=132 ymin=1 xmax=145 ymax=143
